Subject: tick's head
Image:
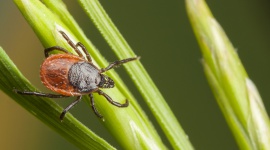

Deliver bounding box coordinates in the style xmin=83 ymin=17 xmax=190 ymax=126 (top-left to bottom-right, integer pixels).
xmin=98 ymin=74 xmax=114 ymax=88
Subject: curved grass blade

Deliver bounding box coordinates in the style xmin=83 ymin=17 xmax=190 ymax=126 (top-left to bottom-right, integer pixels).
xmin=0 ymin=47 xmax=115 ymax=150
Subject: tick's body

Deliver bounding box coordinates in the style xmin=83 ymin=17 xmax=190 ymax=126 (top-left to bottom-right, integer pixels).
xmin=16 ymin=31 xmax=139 ymax=121
xmin=41 ymin=54 xmax=101 ymax=96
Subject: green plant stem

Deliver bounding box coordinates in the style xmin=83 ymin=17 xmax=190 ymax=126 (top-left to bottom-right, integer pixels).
xmin=78 ymin=0 xmax=194 ymax=149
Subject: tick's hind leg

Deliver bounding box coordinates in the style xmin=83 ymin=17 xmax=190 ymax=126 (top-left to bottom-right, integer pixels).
xmin=89 ymin=94 xmax=103 ymax=119
xmin=60 ymin=95 xmax=82 ymax=121
xmin=14 ymin=89 xmax=69 ymax=98
xmin=97 ymin=90 xmax=129 ymax=107
xmin=100 ymin=56 xmax=140 ymax=73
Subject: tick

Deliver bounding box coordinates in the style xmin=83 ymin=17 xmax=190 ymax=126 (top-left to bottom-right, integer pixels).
xmin=15 ymin=31 xmax=139 ymax=121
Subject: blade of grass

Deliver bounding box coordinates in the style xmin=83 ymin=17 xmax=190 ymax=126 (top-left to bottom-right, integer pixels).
xmin=186 ymin=0 xmax=270 ymax=149
xmin=14 ymin=0 xmax=166 ymax=149
xmin=0 ymin=47 xmax=115 ymax=150
xmin=78 ymin=0 xmax=194 ymax=149
xmin=42 ymin=0 xmax=167 ymax=149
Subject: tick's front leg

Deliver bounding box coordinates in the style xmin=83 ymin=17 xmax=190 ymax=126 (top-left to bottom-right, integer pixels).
xmin=100 ymin=56 xmax=140 ymax=73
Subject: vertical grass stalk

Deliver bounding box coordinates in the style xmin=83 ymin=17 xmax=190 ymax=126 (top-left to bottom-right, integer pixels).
xmin=186 ymin=0 xmax=270 ymax=149
xmin=78 ymin=0 xmax=194 ymax=149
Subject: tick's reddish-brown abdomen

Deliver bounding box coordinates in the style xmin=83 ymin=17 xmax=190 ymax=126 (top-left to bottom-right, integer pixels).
xmin=40 ymin=54 xmax=85 ymax=96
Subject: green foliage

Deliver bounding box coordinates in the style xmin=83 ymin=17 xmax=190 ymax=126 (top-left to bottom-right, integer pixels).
xmin=2 ymin=0 xmax=268 ymax=149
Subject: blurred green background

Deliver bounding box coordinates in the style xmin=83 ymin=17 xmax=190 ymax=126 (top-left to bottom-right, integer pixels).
xmin=0 ymin=0 xmax=270 ymax=150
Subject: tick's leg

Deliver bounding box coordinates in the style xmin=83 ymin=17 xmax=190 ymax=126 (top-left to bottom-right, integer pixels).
xmin=89 ymin=94 xmax=103 ymax=118
xmin=76 ymin=42 xmax=92 ymax=62
xmin=14 ymin=90 xmax=69 ymax=98
xmin=44 ymin=46 xmax=71 ymax=58
xmin=60 ymin=95 xmax=82 ymax=121
xmin=59 ymin=31 xmax=84 ymax=58
xmin=100 ymin=56 xmax=140 ymax=73
xmin=97 ymin=90 xmax=129 ymax=107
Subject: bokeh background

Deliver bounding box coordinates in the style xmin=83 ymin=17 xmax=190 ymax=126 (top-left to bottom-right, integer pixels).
xmin=1 ymin=0 xmax=270 ymax=150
